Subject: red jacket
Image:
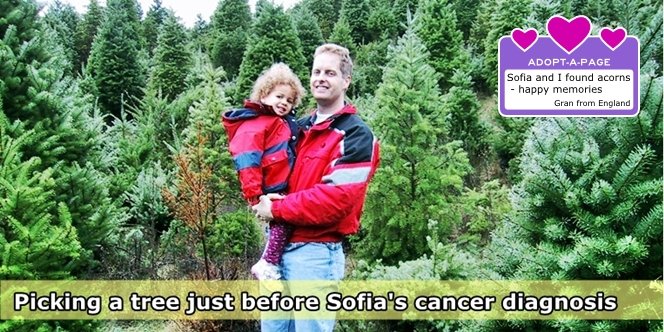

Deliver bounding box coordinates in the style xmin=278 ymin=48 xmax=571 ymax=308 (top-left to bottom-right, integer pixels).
xmin=271 ymin=104 xmax=380 ymax=243
xmin=222 ymin=100 xmax=298 ymax=204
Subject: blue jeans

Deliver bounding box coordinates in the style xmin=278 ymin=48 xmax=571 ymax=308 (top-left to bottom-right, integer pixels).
xmin=261 ymin=241 xmax=345 ymax=332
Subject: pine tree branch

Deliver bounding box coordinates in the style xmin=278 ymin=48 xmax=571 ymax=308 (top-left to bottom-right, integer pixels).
xmin=639 ymin=13 xmax=663 ymax=63
xmin=502 ymin=216 xmax=538 ymax=236
xmin=643 ymin=76 xmax=664 ymax=132
xmin=553 ymin=118 xmax=574 ymax=143
xmin=636 ymin=75 xmax=655 ymax=139
xmin=614 ymin=147 xmax=651 ymax=195
xmin=613 ymin=125 xmax=632 ymax=152
xmin=491 ymin=244 xmax=548 ymax=271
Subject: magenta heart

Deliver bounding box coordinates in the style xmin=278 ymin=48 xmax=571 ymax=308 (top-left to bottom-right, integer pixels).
xmin=600 ymin=27 xmax=627 ymax=50
xmin=511 ymin=28 xmax=538 ymax=51
xmin=546 ymin=15 xmax=592 ymax=53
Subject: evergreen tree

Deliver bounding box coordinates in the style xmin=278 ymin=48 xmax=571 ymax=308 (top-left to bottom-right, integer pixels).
xmin=162 ymin=133 xmax=218 ymax=280
xmin=343 ymin=220 xmax=480 ymax=332
xmin=129 ymin=90 xmax=178 ymax=166
xmin=142 ymin=0 xmax=169 ymax=56
xmin=1 ymin=0 xmax=123 ymax=282
xmin=301 ymin=0 xmax=341 ymax=39
xmin=124 ymin=0 xmax=144 ymax=46
xmin=0 ymin=115 xmax=83 ymax=280
xmin=338 ymin=0 xmax=371 ymax=44
xmin=43 ymin=0 xmax=80 ymax=75
xmin=514 ymin=66 xmax=662 ymax=280
xmin=74 ymin=0 xmax=104 ymax=73
xmin=451 ymin=0 xmax=480 ymax=39
xmin=416 ymin=0 xmax=469 ymax=92
xmin=95 ymin=87 xmax=182 ymax=279
xmin=0 ymin=114 xmax=103 ymax=332
xmin=164 ymin=56 xmax=260 ymax=278
xmin=616 ymin=0 xmax=662 ymax=70
xmin=482 ymin=63 xmax=662 ymax=330
xmin=350 ymin=39 xmax=388 ymax=98
xmin=469 ymin=0 xmax=497 ymax=54
xmin=574 ymin=0 xmax=620 ymax=28
xmin=234 ymin=2 xmax=307 ymax=103
xmin=292 ymin=6 xmax=324 ymax=68
xmin=209 ymin=0 xmax=251 ymax=78
xmin=482 ymin=0 xmax=532 ymax=92
xmin=366 ymin=0 xmax=398 ymax=42
xmin=328 ymin=16 xmax=357 ymax=57
xmin=443 ymin=70 xmax=488 ymax=170
xmin=102 ymin=111 xmax=157 ymax=196
xmin=528 ymin=0 xmax=568 ymax=33
xmin=190 ymin=14 xmax=210 ymax=52
xmin=182 ymin=57 xmax=241 ymax=205
xmin=87 ymin=0 xmax=146 ymax=117
xmin=117 ymin=160 xmax=171 ymax=278
xmin=148 ymin=14 xmax=193 ymax=101
xmin=492 ymin=112 xmax=533 ymax=183
xmin=359 ymin=17 xmax=471 ymax=265
xmin=392 ymin=0 xmax=419 ymax=36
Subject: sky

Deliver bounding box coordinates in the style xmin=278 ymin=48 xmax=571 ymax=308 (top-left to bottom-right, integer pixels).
xmin=50 ymin=0 xmax=301 ymax=27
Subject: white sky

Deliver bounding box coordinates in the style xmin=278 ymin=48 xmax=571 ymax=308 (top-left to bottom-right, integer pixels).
xmin=49 ymin=0 xmax=301 ymax=27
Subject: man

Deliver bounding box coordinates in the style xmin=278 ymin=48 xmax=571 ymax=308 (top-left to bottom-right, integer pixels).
xmin=252 ymin=43 xmax=380 ymax=331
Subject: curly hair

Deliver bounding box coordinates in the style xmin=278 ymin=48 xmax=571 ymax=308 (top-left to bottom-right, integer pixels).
xmin=314 ymin=43 xmax=353 ymax=79
xmin=250 ymin=63 xmax=306 ymax=107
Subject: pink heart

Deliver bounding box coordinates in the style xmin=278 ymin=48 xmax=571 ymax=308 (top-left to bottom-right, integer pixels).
xmin=546 ymin=15 xmax=592 ymax=54
xmin=600 ymin=27 xmax=627 ymax=50
xmin=511 ymin=28 xmax=538 ymax=51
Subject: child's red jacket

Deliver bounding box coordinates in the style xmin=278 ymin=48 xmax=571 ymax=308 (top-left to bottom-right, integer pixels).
xmin=222 ymin=100 xmax=298 ymax=204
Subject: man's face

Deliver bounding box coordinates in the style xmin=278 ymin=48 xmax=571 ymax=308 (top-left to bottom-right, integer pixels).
xmin=310 ymin=52 xmax=350 ymax=105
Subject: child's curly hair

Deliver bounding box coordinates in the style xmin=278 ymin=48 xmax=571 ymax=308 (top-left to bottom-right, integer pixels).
xmin=250 ymin=63 xmax=306 ymax=108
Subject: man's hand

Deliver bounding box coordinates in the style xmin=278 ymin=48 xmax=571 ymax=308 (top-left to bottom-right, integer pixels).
xmin=252 ymin=194 xmax=286 ymax=222
xmin=252 ymin=195 xmax=275 ymax=221
xmin=265 ymin=193 xmax=285 ymax=200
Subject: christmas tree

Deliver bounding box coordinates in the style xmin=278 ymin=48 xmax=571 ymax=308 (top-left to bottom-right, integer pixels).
xmin=359 ymin=15 xmax=471 ymax=264
xmin=234 ymin=1 xmax=307 ymax=103
xmin=148 ymin=14 xmax=193 ymax=101
xmin=87 ymin=0 xmax=145 ymax=117
xmin=209 ymin=0 xmax=251 ymax=78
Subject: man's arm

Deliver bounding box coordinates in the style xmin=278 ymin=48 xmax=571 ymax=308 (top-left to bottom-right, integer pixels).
xmin=271 ymin=124 xmax=380 ymax=226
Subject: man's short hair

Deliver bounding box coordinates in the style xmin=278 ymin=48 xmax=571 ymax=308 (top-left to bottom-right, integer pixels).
xmin=314 ymin=43 xmax=353 ymax=79
xmin=251 ymin=62 xmax=306 ymax=107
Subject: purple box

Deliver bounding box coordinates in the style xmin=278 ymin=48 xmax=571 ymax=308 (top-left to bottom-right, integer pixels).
xmin=498 ymin=36 xmax=640 ymax=117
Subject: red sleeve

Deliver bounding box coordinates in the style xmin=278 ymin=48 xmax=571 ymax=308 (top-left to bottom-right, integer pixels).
xmin=228 ymin=127 xmax=265 ymax=203
xmin=272 ymin=126 xmax=380 ymax=226
xmin=272 ymin=178 xmax=371 ymax=226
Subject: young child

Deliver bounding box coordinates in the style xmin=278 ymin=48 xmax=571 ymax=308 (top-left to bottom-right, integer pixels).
xmin=222 ymin=63 xmax=305 ymax=280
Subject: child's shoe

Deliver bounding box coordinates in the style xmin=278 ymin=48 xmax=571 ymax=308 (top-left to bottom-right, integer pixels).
xmin=251 ymin=259 xmax=282 ymax=280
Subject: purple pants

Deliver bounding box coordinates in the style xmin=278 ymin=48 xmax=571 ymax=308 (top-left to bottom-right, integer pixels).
xmin=263 ymin=220 xmax=293 ymax=265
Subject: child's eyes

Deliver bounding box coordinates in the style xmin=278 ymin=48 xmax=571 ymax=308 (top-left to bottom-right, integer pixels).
xmin=274 ymin=94 xmax=293 ymax=104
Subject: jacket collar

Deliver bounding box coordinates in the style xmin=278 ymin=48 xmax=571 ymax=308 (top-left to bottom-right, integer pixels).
xmin=306 ymin=103 xmax=356 ymax=130
xmin=243 ymin=100 xmax=275 ymax=115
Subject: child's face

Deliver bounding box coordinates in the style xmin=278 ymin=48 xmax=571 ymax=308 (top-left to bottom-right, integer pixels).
xmin=261 ymin=84 xmax=295 ymax=116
